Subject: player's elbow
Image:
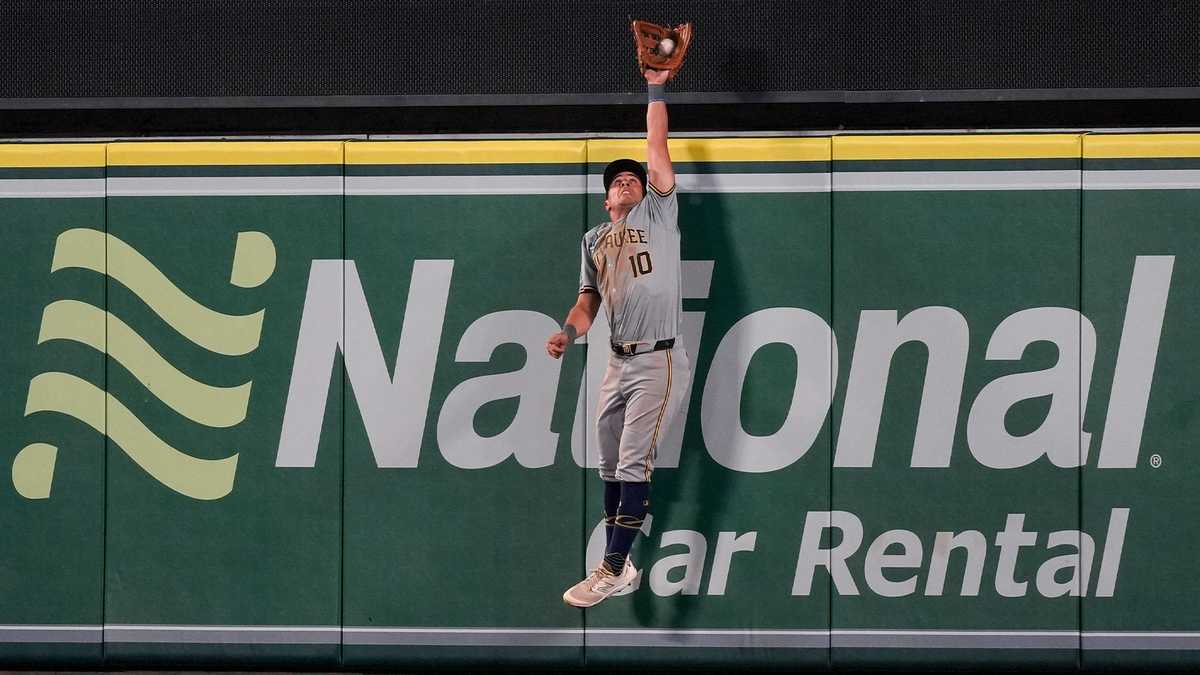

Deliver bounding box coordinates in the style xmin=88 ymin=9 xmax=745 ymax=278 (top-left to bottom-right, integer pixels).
xmin=577 ymin=292 xmax=601 ymax=320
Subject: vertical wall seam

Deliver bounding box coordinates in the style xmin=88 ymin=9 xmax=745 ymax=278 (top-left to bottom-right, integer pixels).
xmin=339 ymin=141 xmax=347 ymax=669
xmin=1077 ymin=131 xmax=1086 ymax=669
xmin=827 ymin=137 xmax=835 ymax=672
xmin=101 ymin=141 xmax=109 ymax=666
xmin=580 ymin=140 xmax=589 ymax=669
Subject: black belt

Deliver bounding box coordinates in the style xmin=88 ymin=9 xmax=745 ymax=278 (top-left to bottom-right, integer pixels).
xmin=611 ymin=338 xmax=675 ymax=356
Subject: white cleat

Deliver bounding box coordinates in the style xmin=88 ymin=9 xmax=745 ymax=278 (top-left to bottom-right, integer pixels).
xmin=562 ymin=560 xmax=638 ymax=608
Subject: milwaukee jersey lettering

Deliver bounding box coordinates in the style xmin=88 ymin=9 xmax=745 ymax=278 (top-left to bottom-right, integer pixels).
xmin=580 ymin=183 xmax=681 ymax=343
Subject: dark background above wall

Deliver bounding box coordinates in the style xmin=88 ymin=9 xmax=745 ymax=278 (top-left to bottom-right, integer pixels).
xmin=3 ymin=0 xmax=1199 ymax=135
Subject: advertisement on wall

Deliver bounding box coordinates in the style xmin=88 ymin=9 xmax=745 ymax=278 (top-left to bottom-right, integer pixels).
xmin=0 ymin=135 xmax=1195 ymax=670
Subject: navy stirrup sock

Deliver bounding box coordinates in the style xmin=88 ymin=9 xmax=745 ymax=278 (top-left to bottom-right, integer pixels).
xmin=603 ymin=481 xmax=650 ymax=576
xmin=602 ymin=480 xmax=621 ymax=549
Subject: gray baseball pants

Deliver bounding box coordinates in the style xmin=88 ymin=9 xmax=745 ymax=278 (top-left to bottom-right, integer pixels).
xmin=595 ymin=342 xmax=692 ymax=482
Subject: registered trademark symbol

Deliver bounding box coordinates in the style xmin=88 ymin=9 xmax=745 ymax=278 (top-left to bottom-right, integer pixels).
xmin=1150 ymin=454 xmax=1163 ymax=468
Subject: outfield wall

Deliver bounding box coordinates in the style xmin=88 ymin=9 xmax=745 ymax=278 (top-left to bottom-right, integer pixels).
xmin=0 ymin=134 xmax=1196 ymax=671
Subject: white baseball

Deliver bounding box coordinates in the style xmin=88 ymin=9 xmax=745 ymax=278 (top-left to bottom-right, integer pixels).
xmin=658 ymin=38 xmax=675 ymax=56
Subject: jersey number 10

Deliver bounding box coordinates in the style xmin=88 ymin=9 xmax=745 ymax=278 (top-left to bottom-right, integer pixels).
xmin=628 ymin=251 xmax=653 ymax=277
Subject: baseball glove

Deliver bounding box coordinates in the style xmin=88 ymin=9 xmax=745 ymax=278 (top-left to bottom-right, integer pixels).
xmin=631 ymin=20 xmax=693 ymax=81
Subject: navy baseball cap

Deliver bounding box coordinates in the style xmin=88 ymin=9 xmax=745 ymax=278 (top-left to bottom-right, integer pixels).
xmin=603 ymin=158 xmax=647 ymax=193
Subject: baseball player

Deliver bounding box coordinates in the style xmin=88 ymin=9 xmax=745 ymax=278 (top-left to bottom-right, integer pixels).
xmin=546 ymin=67 xmax=692 ymax=608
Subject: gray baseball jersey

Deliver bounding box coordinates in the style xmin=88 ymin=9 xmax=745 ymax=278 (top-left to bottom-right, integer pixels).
xmin=579 ymin=184 xmax=681 ymax=345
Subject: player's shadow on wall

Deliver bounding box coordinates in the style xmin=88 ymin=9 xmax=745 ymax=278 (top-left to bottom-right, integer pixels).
xmin=631 ymin=143 xmax=738 ymax=628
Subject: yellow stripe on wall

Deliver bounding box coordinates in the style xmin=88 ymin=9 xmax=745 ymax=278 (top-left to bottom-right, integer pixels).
xmin=347 ymin=140 xmax=586 ymax=165
xmin=108 ymin=141 xmax=344 ymax=166
xmin=19 ymin=135 xmax=1200 ymax=168
xmin=588 ymin=137 xmax=830 ymax=163
xmin=0 ymin=143 xmax=106 ymax=168
xmin=1084 ymin=134 xmax=1200 ymax=159
xmin=834 ymin=134 xmax=1081 ymax=160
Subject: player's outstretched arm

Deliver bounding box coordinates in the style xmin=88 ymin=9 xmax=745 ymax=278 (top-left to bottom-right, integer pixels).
xmin=546 ymin=291 xmax=601 ymax=359
xmin=645 ymin=69 xmax=675 ymax=194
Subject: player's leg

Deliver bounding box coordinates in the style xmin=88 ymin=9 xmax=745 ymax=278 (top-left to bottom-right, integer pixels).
xmin=594 ymin=359 xmax=626 ymax=549
xmin=615 ymin=345 xmax=691 ymax=481
xmin=602 ymin=480 xmax=649 ymax=576
xmin=563 ymin=359 xmax=629 ymax=607
xmin=605 ymin=346 xmax=692 ymax=576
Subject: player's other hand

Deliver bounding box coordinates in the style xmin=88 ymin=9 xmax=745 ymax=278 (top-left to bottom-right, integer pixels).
xmin=644 ymin=68 xmax=670 ymax=85
xmin=546 ymin=331 xmax=570 ymax=359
